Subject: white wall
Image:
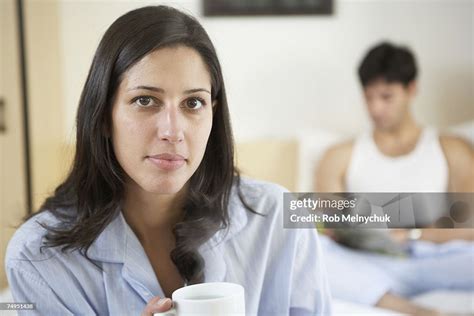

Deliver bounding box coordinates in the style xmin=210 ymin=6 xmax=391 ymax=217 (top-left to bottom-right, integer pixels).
xmin=59 ymin=0 xmax=473 ymax=142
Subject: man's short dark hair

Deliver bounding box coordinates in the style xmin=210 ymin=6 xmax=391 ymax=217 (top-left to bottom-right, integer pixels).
xmin=358 ymin=42 xmax=417 ymax=87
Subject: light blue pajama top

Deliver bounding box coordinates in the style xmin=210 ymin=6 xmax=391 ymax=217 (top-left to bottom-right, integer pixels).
xmin=5 ymin=178 xmax=331 ymax=315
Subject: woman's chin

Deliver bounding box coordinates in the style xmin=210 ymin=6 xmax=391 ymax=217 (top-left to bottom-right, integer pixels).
xmin=143 ymin=179 xmax=188 ymax=195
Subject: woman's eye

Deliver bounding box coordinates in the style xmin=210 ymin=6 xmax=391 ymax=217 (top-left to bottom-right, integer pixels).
xmin=185 ymin=98 xmax=205 ymax=110
xmin=135 ymin=96 xmax=155 ymax=107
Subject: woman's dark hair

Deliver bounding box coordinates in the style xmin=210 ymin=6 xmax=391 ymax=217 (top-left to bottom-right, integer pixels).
xmin=358 ymin=41 xmax=418 ymax=87
xmin=23 ymin=5 xmax=253 ymax=285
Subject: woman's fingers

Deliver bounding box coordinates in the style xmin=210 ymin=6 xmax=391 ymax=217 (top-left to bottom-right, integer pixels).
xmin=140 ymin=296 xmax=173 ymax=316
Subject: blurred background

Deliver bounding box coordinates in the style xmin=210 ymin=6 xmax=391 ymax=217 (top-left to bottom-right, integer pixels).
xmin=0 ymin=0 xmax=473 ymax=313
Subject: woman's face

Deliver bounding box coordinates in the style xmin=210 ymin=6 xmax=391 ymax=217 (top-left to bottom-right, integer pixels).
xmin=111 ymin=45 xmax=214 ymax=194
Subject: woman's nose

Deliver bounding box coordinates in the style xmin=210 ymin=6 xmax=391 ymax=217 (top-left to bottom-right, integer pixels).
xmin=156 ymin=105 xmax=184 ymax=144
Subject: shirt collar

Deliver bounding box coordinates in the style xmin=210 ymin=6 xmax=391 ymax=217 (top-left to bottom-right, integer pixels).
xmin=87 ymin=189 xmax=248 ymax=289
xmin=88 ymin=188 xmax=249 ymax=263
xmin=87 ymin=208 xmax=126 ymax=263
xmin=204 ymin=194 xmax=249 ymax=248
xmin=87 ymin=209 xmax=165 ymax=298
xmin=88 ymin=186 xmax=248 ymax=264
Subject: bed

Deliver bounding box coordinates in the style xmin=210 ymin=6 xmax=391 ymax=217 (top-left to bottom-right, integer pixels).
xmin=236 ymin=120 xmax=474 ymax=315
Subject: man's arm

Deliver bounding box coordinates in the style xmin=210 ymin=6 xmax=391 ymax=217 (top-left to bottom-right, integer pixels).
xmin=376 ymin=292 xmax=444 ymax=316
xmin=440 ymin=135 xmax=474 ymax=192
xmin=314 ymin=141 xmax=354 ymax=192
xmin=389 ymin=136 xmax=474 ymax=244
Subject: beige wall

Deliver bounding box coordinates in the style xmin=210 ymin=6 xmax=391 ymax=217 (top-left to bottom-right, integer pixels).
xmin=25 ymin=0 xmax=70 ymax=211
xmin=58 ymin=0 xmax=473 ymax=143
xmin=236 ymin=140 xmax=298 ymax=191
xmin=0 ymin=0 xmax=27 ymax=290
xmin=0 ymin=0 xmax=72 ymax=290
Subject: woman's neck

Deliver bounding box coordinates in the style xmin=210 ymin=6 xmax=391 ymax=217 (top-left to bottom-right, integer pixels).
xmin=121 ymin=181 xmax=187 ymax=245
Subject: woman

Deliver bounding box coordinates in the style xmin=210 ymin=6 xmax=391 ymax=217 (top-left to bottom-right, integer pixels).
xmin=5 ymin=5 xmax=330 ymax=316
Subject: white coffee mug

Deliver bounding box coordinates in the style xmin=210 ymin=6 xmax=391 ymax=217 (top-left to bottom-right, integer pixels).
xmin=153 ymin=282 xmax=245 ymax=316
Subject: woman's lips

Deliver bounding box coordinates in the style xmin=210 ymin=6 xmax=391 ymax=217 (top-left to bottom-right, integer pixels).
xmin=147 ymin=153 xmax=186 ymax=171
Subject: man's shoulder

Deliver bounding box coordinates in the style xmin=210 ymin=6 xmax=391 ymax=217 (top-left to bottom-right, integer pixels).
xmin=439 ymin=134 xmax=473 ymax=154
xmin=324 ymin=139 xmax=355 ymax=158
xmin=318 ymin=139 xmax=355 ymax=174
xmin=5 ymin=211 xmax=63 ymax=264
xmin=438 ymin=134 xmax=473 ymax=191
xmin=439 ymin=134 xmax=473 ymax=166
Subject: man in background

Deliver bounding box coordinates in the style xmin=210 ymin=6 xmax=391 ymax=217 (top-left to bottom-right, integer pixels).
xmin=316 ymin=42 xmax=474 ymax=315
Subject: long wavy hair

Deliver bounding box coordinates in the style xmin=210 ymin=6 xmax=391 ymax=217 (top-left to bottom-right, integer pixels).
xmin=23 ymin=5 xmax=254 ymax=285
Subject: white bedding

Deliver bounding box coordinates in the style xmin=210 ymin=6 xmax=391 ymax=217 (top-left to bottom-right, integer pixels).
xmin=412 ymin=290 xmax=474 ymax=315
xmin=333 ymin=291 xmax=474 ymax=315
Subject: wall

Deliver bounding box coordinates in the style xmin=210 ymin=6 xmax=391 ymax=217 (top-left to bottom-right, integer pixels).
xmin=25 ymin=0 xmax=70 ymax=210
xmin=0 ymin=0 xmax=27 ymax=289
xmin=58 ymin=0 xmax=473 ymax=143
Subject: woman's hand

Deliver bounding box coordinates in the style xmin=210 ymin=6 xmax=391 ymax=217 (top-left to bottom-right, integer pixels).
xmin=140 ymin=296 xmax=173 ymax=316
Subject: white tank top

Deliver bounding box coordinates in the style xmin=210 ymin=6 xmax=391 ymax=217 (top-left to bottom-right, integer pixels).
xmin=345 ymin=128 xmax=449 ymax=192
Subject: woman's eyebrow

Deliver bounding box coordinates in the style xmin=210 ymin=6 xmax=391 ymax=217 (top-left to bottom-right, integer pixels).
xmin=128 ymin=85 xmax=211 ymax=95
xmin=128 ymin=85 xmax=164 ymax=92
xmin=183 ymin=88 xmax=211 ymax=95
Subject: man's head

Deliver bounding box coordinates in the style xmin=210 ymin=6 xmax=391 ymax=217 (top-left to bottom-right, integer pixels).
xmin=358 ymin=42 xmax=418 ymax=131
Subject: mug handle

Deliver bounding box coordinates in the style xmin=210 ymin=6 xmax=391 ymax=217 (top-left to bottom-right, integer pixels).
xmin=153 ymin=308 xmax=176 ymax=316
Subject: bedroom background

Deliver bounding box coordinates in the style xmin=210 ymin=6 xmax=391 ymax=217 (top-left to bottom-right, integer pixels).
xmin=0 ymin=0 xmax=472 ymax=314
